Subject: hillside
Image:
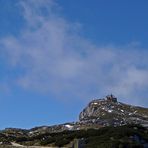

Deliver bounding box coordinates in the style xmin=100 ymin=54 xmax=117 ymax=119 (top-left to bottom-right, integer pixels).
xmin=0 ymin=95 xmax=148 ymax=147
xmin=0 ymin=125 xmax=148 ymax=148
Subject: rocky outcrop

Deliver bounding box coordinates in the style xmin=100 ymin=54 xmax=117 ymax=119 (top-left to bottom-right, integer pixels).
xmin=79 ymin=95 xmax=148 ymax=127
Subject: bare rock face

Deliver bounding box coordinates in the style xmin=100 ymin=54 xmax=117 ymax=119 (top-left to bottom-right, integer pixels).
xmin=79 ymin=95 xmax=148 ymax=127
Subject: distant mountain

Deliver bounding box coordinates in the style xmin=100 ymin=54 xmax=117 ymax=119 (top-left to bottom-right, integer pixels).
xmin=0 ymin=95 xmax=148 ymax=147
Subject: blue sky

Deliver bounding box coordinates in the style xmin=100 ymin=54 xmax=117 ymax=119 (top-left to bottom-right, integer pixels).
xmin=0 ymin=0 xmax=148 ymax=129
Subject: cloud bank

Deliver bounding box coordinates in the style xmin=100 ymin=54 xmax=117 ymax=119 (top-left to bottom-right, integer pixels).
xmin=0 ymin=0 xmax=148 ymax=106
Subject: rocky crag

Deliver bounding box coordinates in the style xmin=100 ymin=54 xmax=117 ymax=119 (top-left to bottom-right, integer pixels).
xmin=79 ymin=95 xmax=148 ymax=127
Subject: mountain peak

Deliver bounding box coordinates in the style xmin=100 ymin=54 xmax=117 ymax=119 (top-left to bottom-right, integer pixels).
xmin=79 ymin=95 xmax=148 ymax=127
xmin=91 ymin=94 xmax=118 ymax=104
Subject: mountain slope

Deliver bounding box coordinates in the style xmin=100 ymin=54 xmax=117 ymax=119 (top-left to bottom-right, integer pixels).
xmin=0 ymin=125 xmax=148 ymax=147
xmin=0 ymin=95 xmax=148 ymax=147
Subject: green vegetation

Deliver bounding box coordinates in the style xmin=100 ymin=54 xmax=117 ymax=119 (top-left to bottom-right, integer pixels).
xmin=14 ymin=124 xmax=148 ymax=147
xmin=0 ymin=124 xmax=148 ymax=147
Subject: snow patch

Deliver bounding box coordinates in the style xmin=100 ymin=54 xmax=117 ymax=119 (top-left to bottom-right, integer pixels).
xmin=134 ymin=110 xmax=137 ymax=113
xmin=29 ymin=131 xmax=33 ymax=134
xmin=108 ymin=110 xmax=112 ymax=113
xmin=65 ymin=124 xmax=73 ymax=130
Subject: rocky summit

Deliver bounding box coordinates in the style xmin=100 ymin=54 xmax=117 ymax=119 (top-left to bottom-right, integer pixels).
xmin=79 ymin=95 xmax=148 ymax=127
xmin=0 ymin=95 xmax=148 ymax=147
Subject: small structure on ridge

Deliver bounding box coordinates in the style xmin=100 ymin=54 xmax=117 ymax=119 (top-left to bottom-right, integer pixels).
xmin=106 ymin=94 xmax=117 ymax=103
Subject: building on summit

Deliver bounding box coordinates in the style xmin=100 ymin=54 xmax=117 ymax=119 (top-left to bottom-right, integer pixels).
xmin=106 ymin=94 xmax=117 ymax=103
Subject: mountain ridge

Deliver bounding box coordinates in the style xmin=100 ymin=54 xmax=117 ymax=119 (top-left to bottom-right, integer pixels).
xmin=0 ymin=95 xmax=148 ymax=147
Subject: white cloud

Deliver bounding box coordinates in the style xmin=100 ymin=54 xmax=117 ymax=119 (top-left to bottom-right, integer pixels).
xmin=0 ymin=0 xmax=148 ymax=106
